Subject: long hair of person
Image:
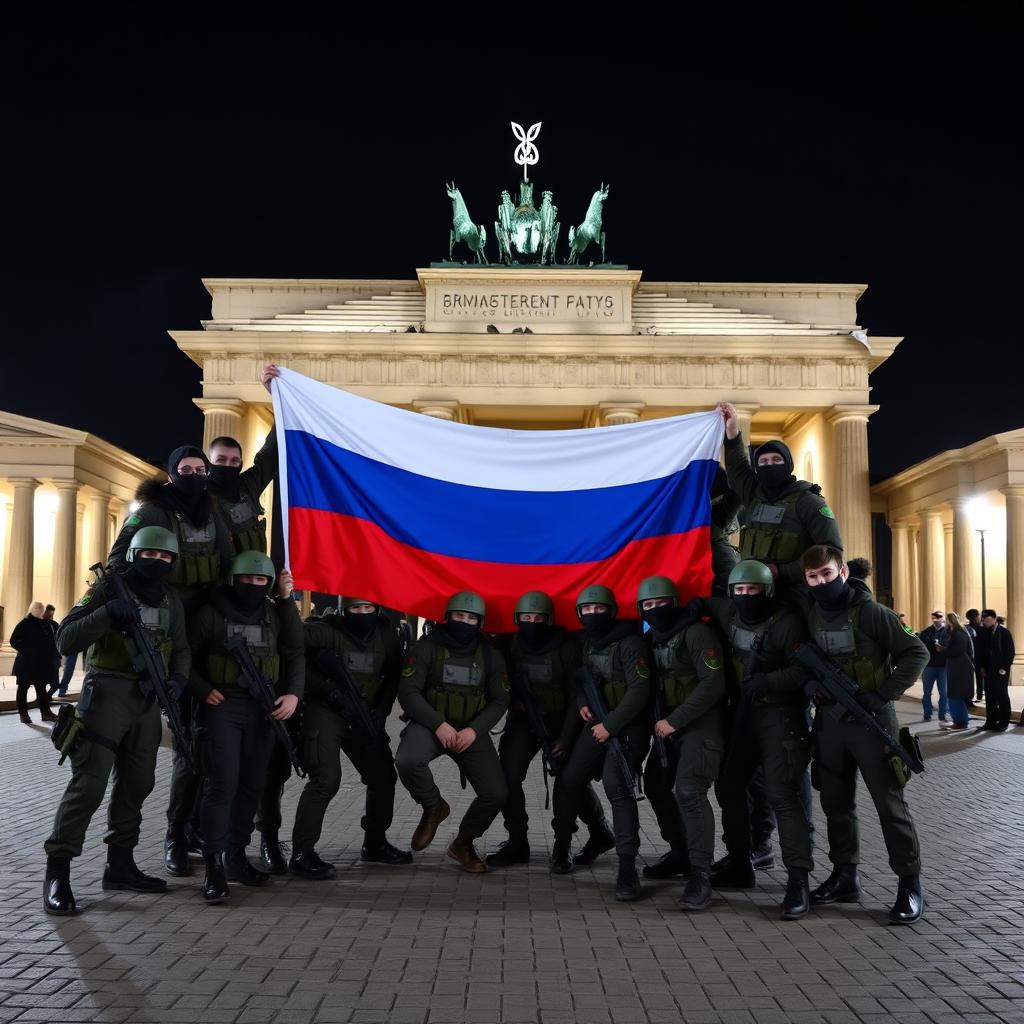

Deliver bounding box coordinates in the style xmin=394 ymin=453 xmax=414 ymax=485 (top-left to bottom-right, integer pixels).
xmin=947 ymin=611 xmax=964 ymax=632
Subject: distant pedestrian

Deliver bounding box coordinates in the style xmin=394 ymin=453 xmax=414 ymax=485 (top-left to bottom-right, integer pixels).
xmin=918 ymin=610 xmax=950 ymax=723
xmin=978 ymin=609 xmax=1015 ymax=732
xmin=10 ymin=602 xmax=58 ymax=724
xmin=964 ymin=609 xmax=982 ymax=705
xmin=941 ymin=613 xmax=974 ymax=732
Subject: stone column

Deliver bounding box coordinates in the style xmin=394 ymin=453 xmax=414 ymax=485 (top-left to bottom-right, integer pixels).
xmin=951 ymin=498 xmax=977 ymax=615
xmin=52 ymin=483 xmax=80 ymax=618
xmin=920 ymin=509 xmax=946 ymax=620
xmin=86 ymin=493 xmax=111 ymax=572
xmin=4 ymin=478 xmax=38 ymax=643
xmin=826 ymin=405 xmax=878 ymax=564
xmin=943 ymin=521 xmax=954 ymax=613
xmin=891 ymin=521 xmax=913 ymax=617
xmin=597 ymin=402 xmax=644 ymax=426
xmin=1000 ymin=486 xmax=1024 ymax=672
xmin=0 ymin=496 xmax=13 ymax=610
xmin=908 ymin=526 xmax=921 ymax=627
xmin=194 ymin=397 xmax=247 ymax=450
xmin=108 ymin=498 xmax=126 ymax=552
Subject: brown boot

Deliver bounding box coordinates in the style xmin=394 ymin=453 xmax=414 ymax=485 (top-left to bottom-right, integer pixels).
xmin=446 ymin=831 xmax=487 ymax=873
xmin=411 ymin=799 xmax=450 ymax=851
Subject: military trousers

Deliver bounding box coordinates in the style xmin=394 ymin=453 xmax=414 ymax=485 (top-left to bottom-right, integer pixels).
xmin=255 ymin=740 xmax=293 ymax=839
xmin=395 ymin=722 xmax=508 ymax=840
xmin=45 ymin=673 xmax=162 ymax=859
xmin=816 ymin=702 xmax=921 ymax=876
xmin=670 ymin=707 xmax=726 ymax=872
xmin=716 ymin=702 xmax=813 ymax=871
xmin=166 ymin=690 xmax=202 ymax=834
xmin=497 ymin=712 xmax=604 ymax=842
xmin=195 ymin=696 xmax=274 ymax=857
xmin=292 ymin=700 xmax=398 ymax=851
xmin=643 ymin=736 xmax=687 ymax=851
xmin=554 ymin=722 xmax=649 ymax=859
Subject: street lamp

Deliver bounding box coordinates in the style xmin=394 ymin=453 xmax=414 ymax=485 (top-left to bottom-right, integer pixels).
xmin=977 ymin=526 xmax=988 ymax=610
xmin=968 ymin=496 xmax=994 ymax=609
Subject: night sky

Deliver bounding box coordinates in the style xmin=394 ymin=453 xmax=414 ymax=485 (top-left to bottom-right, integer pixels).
xmin=3 ymin=10 xmax=1021 ymax=481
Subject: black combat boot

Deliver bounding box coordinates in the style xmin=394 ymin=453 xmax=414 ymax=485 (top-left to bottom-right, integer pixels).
xmin=781 ymin=868 xmax=810 ymax=920
xmin=614 ymin=855 xmax=643 ymax=902
xmin=260 ymin=833 xmax=289 ymax=875
xmin=102 ymin=845 xmax=167 ymax=893
xmin=678 ymin=870 xmax=713 ymax=911
xmin=751 ymin=842 xmax=775 ymax=870
xmin=573 ymin=819 xmax=615 ymax=866
xmin=710 ymin=855 xmax=756 ymax=889
xmin=223 ymin=846 xmax=270 ymax=886
xmin=889 ymin=875 xmax=923 ymax=925
xmin=810 ymin=863 xmax=861 ymax=904
xmin=643 ymin=846 xmax=691 ymax=879
xmin=164 ymin=829 xmax=191 ymax=877
xmin=43 ymin=856 xmax=77 ymax=916
xmin=485 ymin=838 xmax=530 ymax=868
xmin=550 ymin=836 xmax=573 ymax=875
xmin=289 ymin=848 xmax=337 ymax=880
xmin=361 ymin=836 xmax=413 ymax=865
xmin=202 ymin=853 xmax=230 ymax=904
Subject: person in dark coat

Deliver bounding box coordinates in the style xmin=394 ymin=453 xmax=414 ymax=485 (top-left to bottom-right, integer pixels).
xmin=918 ymin=610 xmax=950 ymax=722
xmin=940 ymin=613 xmax=975 ymax=731
xmin=978 ymin=609 xmax=1015 ymax=732
xmin=10 ymin=602 xmax=58 ymax=724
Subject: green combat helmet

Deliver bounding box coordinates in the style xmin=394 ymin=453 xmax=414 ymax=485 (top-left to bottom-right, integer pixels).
xmin=445 ymin=591 xmax=486 ymax=622
xmin=228 ymin=550 xmax=276 ymax=584
xmin=126 ymin=525 xmax=179 ymax=562
xmin=575 ymin=584 xmax=617 ymax=618
xmin=342 ymin=596 xmax=377 ymax=610
xmin=514 ymin=590 xmax=555 ymax=622
xmin=728 ymin=559 xmax=775 ymax=598
xmin=635 ymin=575 xmax=679 ymax=612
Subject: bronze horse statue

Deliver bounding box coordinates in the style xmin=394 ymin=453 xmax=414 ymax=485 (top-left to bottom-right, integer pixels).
xmin=446 ymin=182 xmax=487 ymax=263
xmin=567 ymin=183 xmax=609 ymax=264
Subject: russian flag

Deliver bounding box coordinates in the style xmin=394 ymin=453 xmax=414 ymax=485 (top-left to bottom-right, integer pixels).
xmin=273 ymin=369 xmax=723 ymax=632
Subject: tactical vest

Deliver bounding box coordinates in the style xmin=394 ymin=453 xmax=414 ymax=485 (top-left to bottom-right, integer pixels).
xmin=326 ymin=627 xmax=388 ymax=704
xmin=424 ymin=642 xmax=489 ymax=728
xmin=586 ymin=639 xmax=633 ymax=709
xmin=205 ymin=604 xmax=280 ymax=693
xmin=511 ymin=636 xmax=569 ymax=718
xmin=651 ymin=630 xmax=698 ymax=710
xmin=216 ymin=493 xmax=268 ymax=555
xmin=168 ymin=513 xmax=220 ymax=587
xmin=729 ymin=616 xmax=791 ymax=706
xmin=88 ymin=592 xmax=173 ymax=677
xmin=810 ymin=603 xmax=889 ymax=692
xmin=739 ymin=491 xmax=805 ymax=563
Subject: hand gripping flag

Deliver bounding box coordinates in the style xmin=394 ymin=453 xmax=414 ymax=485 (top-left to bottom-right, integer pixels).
xmin=273 ymin=369 xmax=724 ymax=631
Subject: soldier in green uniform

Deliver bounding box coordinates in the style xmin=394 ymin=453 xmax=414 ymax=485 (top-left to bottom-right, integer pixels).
xmin=289 ymin=596 xmax=410 ymax=879
xmin=700 ymin=560 xmax=814 ymax=918
xmin=486 ymin=591 xmax=613 ymax=872
xmin=109 ymin=445 xmax=235 ymax=877
xmin=43 ymin=526 xmax=190 ymax=915
xmin=552 ymin=585 xmax=649 ymax=902
xmin=799 ymin=544 xmax=929 ymax=924
xmin=716 ymin=402 xmax=843 ymax=591
xmin=638 ymin=577 xmax=727 ymax=911
xmin=187 ymin=551 xmax=304 ymax=903
xmin=395 ymin=592 xmax=510 ymax=873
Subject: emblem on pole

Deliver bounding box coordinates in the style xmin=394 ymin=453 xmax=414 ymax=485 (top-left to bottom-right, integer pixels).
xmin=511 ymin=121 xmax=542 ymax=181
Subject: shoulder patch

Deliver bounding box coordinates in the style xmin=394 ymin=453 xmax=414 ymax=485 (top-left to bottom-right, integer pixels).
xmin=75 ymin=593 xmax=92 ymax=607
xmin=126 ymin=514 xmax=142 ymax=527
xmin=703 ymin=648 xmax=722 ymax=670
xmin=819 ymin=505 xmax=835 ymax=519
xmin=635 ymin=656 xmax=650 ymax=680
xmin=401 ymin=654 xmax=417 ymax=678
xmin=902 ymin=624 xmax=915 ymax=636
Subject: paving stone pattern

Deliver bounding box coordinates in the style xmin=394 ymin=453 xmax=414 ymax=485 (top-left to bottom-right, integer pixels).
xmin=1 ymin=702 xmax=1023 ymax=1023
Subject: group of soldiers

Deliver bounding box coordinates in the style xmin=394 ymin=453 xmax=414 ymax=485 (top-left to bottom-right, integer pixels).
xmin=42 ymin=375 xmax=930 ymax=928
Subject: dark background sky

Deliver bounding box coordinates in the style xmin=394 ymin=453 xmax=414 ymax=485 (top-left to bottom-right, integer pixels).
xmin=2 ymin=7 xmax=1021 ymax=481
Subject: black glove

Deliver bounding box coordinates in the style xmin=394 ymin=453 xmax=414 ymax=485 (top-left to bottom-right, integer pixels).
xmin=168 ymin=674 xmax=188 ymax=700
xmin=745 ymin=672 xmax=770 ymax=699
xmin=104 ymin=598 xmax=135 ymax=627
xmin=802 ymin=679 xmax=829 ymax=705
xmin=855 ymin=690 xmax=887 ymax=716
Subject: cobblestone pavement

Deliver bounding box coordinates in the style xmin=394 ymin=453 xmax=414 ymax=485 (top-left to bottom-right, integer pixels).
xmin=2 ymin=700 xmax=1024 ymax=1024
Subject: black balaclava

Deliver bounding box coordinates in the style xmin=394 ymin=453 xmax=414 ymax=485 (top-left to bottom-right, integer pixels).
xmin=753 ymin=440 xmax=795 ymax=498
xmin=232 ymin=577 xmax=272 ymax=612
xmin=579 ymin=606 xmax=615 ymax=639
xmin=517 ymin=616 xmax=553 ymax=649
xmin=641 ymin=603 xmax=678 ymax=633
xmin=208 ymin=464 xmax=242 ymax=498
xmin=127 ymin=555 xmax=172 ymax=605
xmin=733 ymin=591 xmax=772 ymax=625
xmin=344 ymin=608 xmax=378 ymax=638
xmin=166 ymin=445 xmax=211 ymax=527
xmin=808 ymin=572 xmax=850 ymax=611
xmin=445 ymin=616 xmax=480 ymax=646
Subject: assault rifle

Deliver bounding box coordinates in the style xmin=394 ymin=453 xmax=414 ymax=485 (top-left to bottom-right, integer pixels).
xmin=796 ymin=643 xmax=924 ymax=777
xmin=576 ymin=666 xmax=643 ymax=802
xmin=91 ymin=562 xmax=194 ymax=772
xmin=511 ymin=667 xmax=561 ymax=809
xmin=315 ymin=649 xmax=384 ymax=742
xmin=224 ymin=633 xmax=306 ymax=777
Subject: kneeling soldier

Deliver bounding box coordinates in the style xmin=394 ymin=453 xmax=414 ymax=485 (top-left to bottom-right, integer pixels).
xmin=43 ymin=526 xmax=190 ymax=915
xmin=290 ymin=596 xmax=410 ymax=879
xmin=703 ymin=560 xmax=814 ymax=919
xmin=640 ymin=577 xmax=727 ymax=911
xmin=188 ymin=551 xmax=303 ymax=903
xmin=487 ymin=591 xmax=612 ymax=872
xmin=554 ymin=585 xmax=650 ymax=902
xmin=395 ymin=592 xmax=509 ymax=872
